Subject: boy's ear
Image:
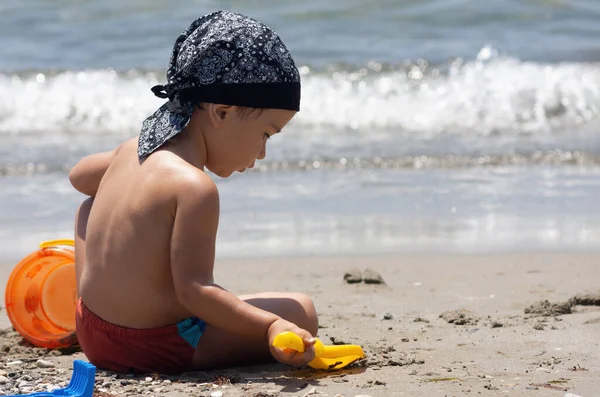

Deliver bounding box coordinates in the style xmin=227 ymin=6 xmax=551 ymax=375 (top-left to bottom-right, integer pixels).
xmin=207 ymin=104 xmax=234 ymax=127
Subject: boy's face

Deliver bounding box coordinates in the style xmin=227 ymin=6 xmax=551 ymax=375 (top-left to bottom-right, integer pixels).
xmin=203 ymin=106 xmax=296 ymax=178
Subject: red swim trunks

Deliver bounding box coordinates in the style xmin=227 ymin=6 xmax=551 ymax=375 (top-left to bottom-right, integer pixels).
xmin=75 ymin=298 xmax=206 ymax=374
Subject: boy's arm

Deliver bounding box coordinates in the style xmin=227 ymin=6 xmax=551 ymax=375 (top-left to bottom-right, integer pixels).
xmin=170 ymin=170 xmax=280 ymax=341
xmin=68 ymin=141 xmax=125 ymax=197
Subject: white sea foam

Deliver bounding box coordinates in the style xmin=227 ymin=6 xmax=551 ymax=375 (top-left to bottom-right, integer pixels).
xmin=2 ymin=55 xmax=599 ymax=138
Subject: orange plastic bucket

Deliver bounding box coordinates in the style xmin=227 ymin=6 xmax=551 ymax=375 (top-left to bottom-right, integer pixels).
xmin=4 ymin=239 xmax=78 ymax=348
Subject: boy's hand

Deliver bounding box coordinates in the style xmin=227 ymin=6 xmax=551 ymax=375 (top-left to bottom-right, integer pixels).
xmin=267 ymin=318 xmax=316 ymax=368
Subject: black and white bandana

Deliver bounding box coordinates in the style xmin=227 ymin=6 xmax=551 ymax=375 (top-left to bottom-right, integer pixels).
xmin=137 ymin=10 xmax=301 ymax=159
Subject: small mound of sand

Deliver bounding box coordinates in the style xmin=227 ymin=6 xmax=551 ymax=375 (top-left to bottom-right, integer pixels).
xmin=362 ymin=269 xmax=385 ymax=284
xmin=343 ymin=268 xmax=362 ymax=284
xmin=364 ymin=345 xmax=424 ymax=368
xmin=343 ymin=268 xmax=385 ymax=284
xmin=490 ymin=321 xmax=503 ymax=328
xmin=439 ymin=309 xmax=479 ymax=325
xmin=569 ymin=292 xmax=600 ymax=307
xmin=524 ymin=300 xmax=572 ymax=317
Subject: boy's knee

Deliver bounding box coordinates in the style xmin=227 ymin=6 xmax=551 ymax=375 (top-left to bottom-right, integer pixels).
xmin=292 ymin=293 xmax=319 ymax=336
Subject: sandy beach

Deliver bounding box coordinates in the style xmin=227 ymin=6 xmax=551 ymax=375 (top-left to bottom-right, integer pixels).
xmin=1 ymin=251 xmax=599 ymax=397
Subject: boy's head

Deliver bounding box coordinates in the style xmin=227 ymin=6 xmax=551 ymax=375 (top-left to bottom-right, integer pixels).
xmin=137 ymin=11 xmax=301 ymax=176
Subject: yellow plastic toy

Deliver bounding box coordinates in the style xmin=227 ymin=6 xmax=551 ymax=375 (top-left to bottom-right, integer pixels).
xmin=273 ymin=331 xmax=365 ymax=370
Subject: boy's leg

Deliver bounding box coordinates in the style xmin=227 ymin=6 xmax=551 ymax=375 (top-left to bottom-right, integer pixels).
xmin=74 ymin=197 xmax=94 ymax=293
xmin=192 ymin=292 xmax=319 ymax=369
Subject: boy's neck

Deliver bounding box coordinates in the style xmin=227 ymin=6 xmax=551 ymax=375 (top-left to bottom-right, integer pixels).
xmin=166 ymin=113 xmax=208 ymax=170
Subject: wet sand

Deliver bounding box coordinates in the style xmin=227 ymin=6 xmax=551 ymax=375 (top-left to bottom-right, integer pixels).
xmin=1 ymin=252 xmax=599 ymax=397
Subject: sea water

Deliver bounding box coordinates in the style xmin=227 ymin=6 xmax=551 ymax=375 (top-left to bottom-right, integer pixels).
xmin=1 ymin=0 xmax=600 ymax=263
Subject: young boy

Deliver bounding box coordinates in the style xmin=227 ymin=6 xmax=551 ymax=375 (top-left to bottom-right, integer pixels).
xmin=68 ymin=10 xmax=318 ymax=374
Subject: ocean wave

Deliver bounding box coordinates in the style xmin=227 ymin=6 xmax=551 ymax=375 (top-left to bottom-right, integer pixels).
xmin=2 ymin=51 xmax=600 ymax=137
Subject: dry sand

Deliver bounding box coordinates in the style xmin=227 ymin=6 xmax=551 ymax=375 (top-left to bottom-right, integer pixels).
xmin=1 ymin=251 xmax=599 ymax=397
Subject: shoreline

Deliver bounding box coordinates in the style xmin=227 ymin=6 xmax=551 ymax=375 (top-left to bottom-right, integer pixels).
xmin=4 ymin=163 xmax=600 ymax=267
xmin=1 ymin=251 xmax=600 ymax=396
xmin=4 ymin=245 xmax=600 ymax=270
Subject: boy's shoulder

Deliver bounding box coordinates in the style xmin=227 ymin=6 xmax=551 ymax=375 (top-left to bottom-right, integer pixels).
xmin=129 ymin=139 xmax=219 ymax=207
xmin=170 ymin=162 xmax=218 ymax=205
xmin=135 ymin=146 xmax=221 ymax=233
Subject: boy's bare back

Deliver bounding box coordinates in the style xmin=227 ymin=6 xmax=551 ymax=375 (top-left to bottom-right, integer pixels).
xmin=78 ymin=138 xmax=211 ymax=329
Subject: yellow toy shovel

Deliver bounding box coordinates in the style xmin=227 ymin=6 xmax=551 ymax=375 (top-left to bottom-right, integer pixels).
xmin=272 ymin=331 xmax=365 ymax=370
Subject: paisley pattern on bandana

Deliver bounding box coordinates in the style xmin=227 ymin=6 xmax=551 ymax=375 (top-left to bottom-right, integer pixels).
xmin=138 ymin=11 xmax=301 ymax=159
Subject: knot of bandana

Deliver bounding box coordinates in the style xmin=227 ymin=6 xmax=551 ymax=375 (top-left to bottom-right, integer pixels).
xmin=151 ymin=84 xmax=188 ymax=114
xmin=150 ymin=84 xmax=171 ymax=99
xmin=137 ymin=10 xmax=301 ymax=159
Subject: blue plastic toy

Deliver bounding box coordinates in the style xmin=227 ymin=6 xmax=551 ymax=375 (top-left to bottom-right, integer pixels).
xmin=7 ymin=360 xmax=96 ymax=397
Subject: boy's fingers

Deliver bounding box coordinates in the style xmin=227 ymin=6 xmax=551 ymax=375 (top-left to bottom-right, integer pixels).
xmin=272 ymin=332 xmax=316 ymax=368
xmin=292 ymin=353 xmax=312 ymax=368
xmin=278 ymin=348 xmax=304 ymax=364
xmin=303 ymin=345 xmax=316 ymax=362
xmin=275 ymin=347 xmax=313 ymax=368
xmin=298 ymin=329 xmax=316 ymax=345
xmin=278 ymin=348 xmax=296 ymax=361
